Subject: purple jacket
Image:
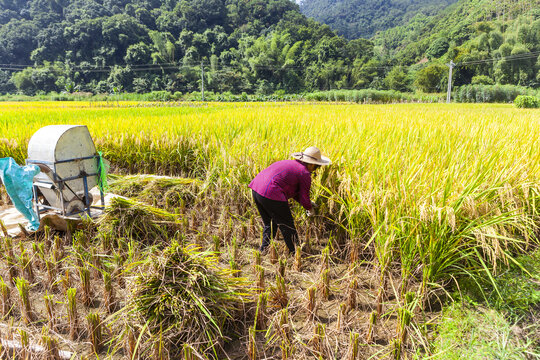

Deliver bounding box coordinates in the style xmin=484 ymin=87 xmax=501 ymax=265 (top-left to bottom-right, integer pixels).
xmin=249 ymin=160 xmax=312 ymax=210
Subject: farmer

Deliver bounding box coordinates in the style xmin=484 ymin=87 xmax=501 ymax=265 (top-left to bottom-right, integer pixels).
xmin=249 ymin=146 xmax=332 ymax=254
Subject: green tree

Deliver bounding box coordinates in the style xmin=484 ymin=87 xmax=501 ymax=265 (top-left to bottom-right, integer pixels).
xmin=0 ymin=19 xmax=39 ymax=64
xmin=63 ymin=18 xmax=104 ymax=63
xmin=414 ymin=63 xmax=446 ymax=93
xmin=244 ymin=32 xmax=304 ymax=92
xmin=510 ymin=44 xmax=534 ymax=85
xmin=11 ymin=62 xmax=65 ymax=95
xmin=0 ymin=70 xmax=15 ymax=94
xmin=107 ymin=65 xmax=134 ymax=92
xmin=31 ymin=22 xmax=66 ymax=63
xmin=384 ymin=66 xmax=409 ymax=91
xmin=426 ymin=37 xmax=449 ymax=59
xmin=102 ymin=14 xmax=150 ymax=63
xmin=176 ymin=0 xmax=226 ymax=33
xmin=124 ymin=42 xmax=152 ymax=65
xmin=149 ymin=31 xmax=176 ymax=63
xmin=11 ymin=68 xmax=35 ymax=94
xmin=352 ymin=58 xmax=383 ymax=89
xmin=471 ymin=75 xmax=494 ymax=85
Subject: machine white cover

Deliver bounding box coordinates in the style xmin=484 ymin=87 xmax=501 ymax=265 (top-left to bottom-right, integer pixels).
xmin=27 ymin=125 xmax=98 ymax=207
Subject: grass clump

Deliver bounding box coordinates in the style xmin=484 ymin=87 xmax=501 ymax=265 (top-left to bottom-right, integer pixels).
xmin=431 ymin=302 xmax=539 ymax=359
xmin=129 ymin=241 xmax=253 ymax=358
xmin=433 ymin=250 xmax=540 ymax=359
xmin=98 ymin=197 xmax=179 ymax=245
xmin=458 ymin=249 xmax=540 ymax=319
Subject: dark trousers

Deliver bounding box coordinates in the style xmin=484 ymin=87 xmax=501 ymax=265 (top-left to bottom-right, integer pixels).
xmin=252 ymin=190 xmax=298 ymax=253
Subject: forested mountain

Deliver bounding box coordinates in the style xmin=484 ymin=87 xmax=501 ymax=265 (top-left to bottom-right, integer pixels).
xmin=0 ymin=0 xmax=538 ymax=96
xmin=299 ymin=0 xmax=458 ymax=39
xmin=0 ymin=0 xmax=376 ymax=94
xmin=373 ymin=0 xmax=540 ymax=90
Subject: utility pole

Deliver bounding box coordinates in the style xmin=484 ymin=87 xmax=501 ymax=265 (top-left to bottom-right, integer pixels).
xmin=445 ymin=60 xmax=455 ymax=104
xmin=201 ymin=61 xmax=205 ymax=102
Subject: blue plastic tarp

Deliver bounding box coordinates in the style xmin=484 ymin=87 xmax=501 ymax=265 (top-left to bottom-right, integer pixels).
xmin=0 ymin=158 xmax=41 ymax=231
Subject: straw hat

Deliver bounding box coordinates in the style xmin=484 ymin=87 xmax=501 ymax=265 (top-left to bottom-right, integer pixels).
xmin=292 ymin=146 xmax=331 ymax=166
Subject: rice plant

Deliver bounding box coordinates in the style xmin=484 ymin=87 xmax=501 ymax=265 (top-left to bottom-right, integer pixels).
xmin=395 ymin=291 xmax=416 ymax=356
xmin=294 ymin=247 xmax=302 ymax=271
xmin=281 ymin=339 xmax=293 ymax=360
xmin=254 ymin=292 xmax=268 ymax=330
xmin=125 ymin=328 xmax=138 ymax=360
xmin=32 ymin=242 xmax=45 ymax=271
xmin=347 ymin=279 xmax=357 ymax=312
xmin=66 ymin=287 xmax=79 ymax=340
xmin=213 ymin=235 xmax=221 ymax=254
xmin=41 ymin=326 xmax=61 ymax=360
xmin=311 ymin=323 xmax=326 ymax=356
xmin=103 ymin=271 xmax=116 ymax=313
xmin=44 ymin=293 xmax=55 ymax=330
xmin=271 ymin=274 xmax=288 ymax=309
xmin=15 ymin=277 xmax=34 ymax=324
xmin=366 ymin=310 xmax=378 ymax=343
xmin=61 ymin=269 xmax=71 ymax=294
xmin=78 ymin=265 xmax=92 ymax=307
xmin=347 ymin=332 xmax=360 ymax=360
xmin=45 ymin=262 xmax=57 ymax=294
xmin=278 ymin=308 xmax=291 ymax=343
xmin=90 ymin=247 xmax=103 ymax=280
xmin=255 ymin=265 xmax=265 ymax=292
xmin=319 ymin=269 xmax=330 ymax=300
xmin=19 ymin=246 xmax=34 ymax=283
xmin=336 ymin=302 xmax=347 ymax=330
xmin=0 ymin=277 xmax=11 ymax=317
xmin=4 ymin=237 xmax=18 ymax=284
xmin=306 ymin=286 xmax=317 ymax=321
xmin=43 ymin=225 xmax=51 ymax=249
xmin=247 ymin=326 xmax=257 ymax=360
xmin=87 ymin=312 xmax=103 ymax=354
xmin=182 ymin=343 xmax=195 ymax=360
xmin=19 ymin=328 xmax=29 ymax=360
xmin=153 ymin=326 xmax=166 ymax=360
xmin=253 ymin=250 xmax=261 ymax=268
xmin=269 ymin=241 xmax=278 ymax=265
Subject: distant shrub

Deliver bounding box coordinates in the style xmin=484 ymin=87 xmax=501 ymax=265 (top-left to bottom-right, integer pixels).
xmin=142 ymin=90 xmax=172 ymax=101
xmin=514 ymin=95 xmax=540 ymax=109
xmin=471 ymin=75 xmax=494 ymax=85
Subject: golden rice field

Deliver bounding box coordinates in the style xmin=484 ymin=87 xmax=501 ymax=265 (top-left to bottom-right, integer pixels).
xmin=0 ymin=101 xmax=538 ymax=359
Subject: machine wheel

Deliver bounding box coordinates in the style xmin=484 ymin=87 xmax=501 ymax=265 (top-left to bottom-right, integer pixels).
xmin=66 ymin=200 xmax=85 ymax=216
xmin=77 ymin=192 xmax=94 ymax=207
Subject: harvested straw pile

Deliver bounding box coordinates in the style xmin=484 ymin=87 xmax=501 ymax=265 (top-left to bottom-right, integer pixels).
xmin=130 ymin=241 xmax=253 ymax=358
xmin=97 ymin=197 xmax=179 ymax=244
xmin=108 ymin=175 xmax=201 ymax=211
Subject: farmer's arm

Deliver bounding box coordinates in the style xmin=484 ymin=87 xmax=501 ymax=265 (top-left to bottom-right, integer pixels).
xmin=294 ymin=173 xmax=312 ymax=210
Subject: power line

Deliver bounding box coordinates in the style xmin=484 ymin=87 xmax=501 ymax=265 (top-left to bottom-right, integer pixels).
xmin=457 ymin=51 xmax=540 ymax=66
xmin=0 ymin=49 xmax=538 ymax=74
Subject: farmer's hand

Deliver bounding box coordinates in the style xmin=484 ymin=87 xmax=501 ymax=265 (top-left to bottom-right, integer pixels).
xmin=306 ymin=210 xmax=313 ymax=217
